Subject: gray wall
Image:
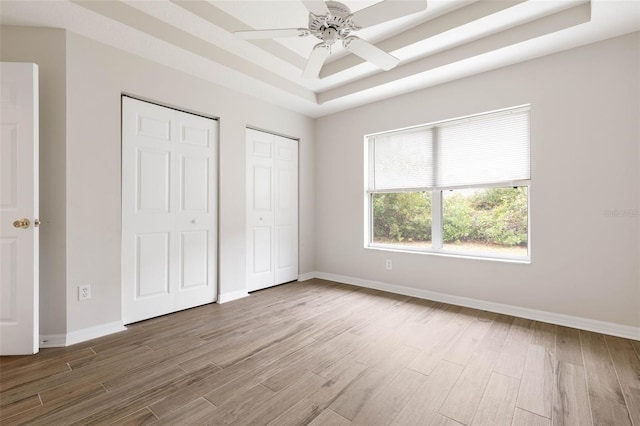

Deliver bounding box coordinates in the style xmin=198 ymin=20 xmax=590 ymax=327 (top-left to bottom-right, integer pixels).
xmin=315 ymin=32 xmax=640 ymax=328
xmin=2 ymin=26 xmax=316 ymax=335
xmin=1 ymin=27 xmax=68 ymax=336
xmin=2 ymin=24 xmax=638 ymax=337
xmin=63 ymin=32 xmax=315 ymax=333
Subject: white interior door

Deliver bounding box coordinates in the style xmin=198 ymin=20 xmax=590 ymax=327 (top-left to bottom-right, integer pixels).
xmin=246 ymin=129 xmax=275 ymax=292
xmin=0 ymin=62 xmax=39 ymax=355
xmin=274 ymin=136 xmax=298 ymax=284
xmin=122 ymin=97 xmax=217 ymax=324
xmin=173 ymin=109 xmax=217 ymax=312
xmin=246 ymin=129 xmax=297 ymax=292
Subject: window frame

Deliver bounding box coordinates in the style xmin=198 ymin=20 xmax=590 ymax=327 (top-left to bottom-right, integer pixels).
xmin=364 ymin=106 xmax=531 ymax=263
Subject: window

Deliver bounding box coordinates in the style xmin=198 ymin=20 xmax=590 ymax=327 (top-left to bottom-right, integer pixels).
xmin=365 ymin=106 xmax=530 ymax=260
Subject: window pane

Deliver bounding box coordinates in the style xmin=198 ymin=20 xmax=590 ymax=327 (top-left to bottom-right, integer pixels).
xmin=442 ymin=187 xmax=528 ymax=256
xmin=372 ymin=192 xmax=432 ymax=248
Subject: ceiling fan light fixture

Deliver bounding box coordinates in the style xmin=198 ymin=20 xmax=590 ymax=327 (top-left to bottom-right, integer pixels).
xmin=322 ymin=27 xmax=339 ymax=45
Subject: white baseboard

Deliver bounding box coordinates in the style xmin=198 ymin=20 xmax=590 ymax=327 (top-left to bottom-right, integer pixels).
xmin=40 ymin=321 xmax=127 ymax=348
xmin=66 ymin=321 xmax=127 ymax=346
xmin=297 ymin=272 xmax=317 ymax=282
xmin=313 ymin=272 xmax=640 ymax=341
xmin=217 ymin=290 xmax=250 ymax=304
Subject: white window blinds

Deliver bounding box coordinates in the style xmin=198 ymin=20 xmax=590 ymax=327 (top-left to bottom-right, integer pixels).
xmin=438 ymin=109 xmax=530 ymax=187
xmin=369 ymin=107 xmax=530 ymax=191
xmin=372 ymin=128 xmax=433 ymax=190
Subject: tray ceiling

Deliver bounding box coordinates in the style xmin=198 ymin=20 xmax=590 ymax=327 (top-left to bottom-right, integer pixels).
xmin=1 ymin=0 xmax=639 ymax=117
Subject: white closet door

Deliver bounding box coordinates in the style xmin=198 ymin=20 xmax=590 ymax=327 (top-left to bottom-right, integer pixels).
xmin=122 ymin=97 xmax=217 ymax=324
xmin=246 ymin=129 xmax=275 ymax=292
xmin=246 ymin=129 xmax=297 ymax=292
xmin=274 ymin=135 xmax=298 ymax=284
xmin=173 ymin=110 xmax=217 ymax=311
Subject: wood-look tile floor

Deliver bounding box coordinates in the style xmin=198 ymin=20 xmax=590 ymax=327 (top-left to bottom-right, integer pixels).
xmin=1 ymin=279 xmax=639 ymax=425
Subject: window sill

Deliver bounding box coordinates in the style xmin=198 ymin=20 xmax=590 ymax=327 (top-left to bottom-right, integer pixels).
xmin=365 ymin=244 xmax=531 ymax=264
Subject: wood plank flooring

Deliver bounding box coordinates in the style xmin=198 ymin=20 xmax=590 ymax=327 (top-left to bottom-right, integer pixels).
xmin=1 ymin=279 xmax=638 ymax=425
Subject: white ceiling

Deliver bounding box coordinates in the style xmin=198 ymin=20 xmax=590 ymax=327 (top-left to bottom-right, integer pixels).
xmin=1 ymin=0 xmax=639 ymax=117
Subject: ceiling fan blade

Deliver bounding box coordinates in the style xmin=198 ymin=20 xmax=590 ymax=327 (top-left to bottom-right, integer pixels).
xmin=351 ymin=0 xmax=427 ymax=28
xmin=343 ymin=36 xmax=399 ymax=70
xmin=234 ymin=28 xmax=310 ymax=40
xmin=302 ymin=43 xmax=331 ymax=79
xmin=302 ymin=0 xmax=329 ymax=16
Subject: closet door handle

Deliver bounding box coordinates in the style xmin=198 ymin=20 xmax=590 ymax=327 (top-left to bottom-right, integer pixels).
xmin=13 ymin=218 xmax=30 ymax=229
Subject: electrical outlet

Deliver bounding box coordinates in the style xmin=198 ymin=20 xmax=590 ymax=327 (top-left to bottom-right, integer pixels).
xmin=78 ymin=285 xmax=91 ymax=301
xmin=385 ymin=259 xmax=393 ymax=270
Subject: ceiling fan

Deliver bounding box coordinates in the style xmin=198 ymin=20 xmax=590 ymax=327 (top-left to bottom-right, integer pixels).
xmin=234 ymin=0 xmax=428 ymax=79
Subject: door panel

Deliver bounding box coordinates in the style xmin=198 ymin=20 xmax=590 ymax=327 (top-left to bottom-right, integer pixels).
xmin=0 ymin=239 xmax=18 ymax=321
xmin=180 ymin=230 xmax=208 ymax=289
xmin=246 ymin=129 xmax=275 ymax=292
xmin=137 ymin=148 xmax=170 ymax=213
xmin=173 ymin=110 xmax=217 ymax=311
xmin=252 ymin=139 xmax=272 ymax=158
xmin=122 ymin=97 xmax=217 ymax=323
xmin=252 ymin=165 xmax=272 ymax=211
xmin=276 ymin=142 xmax=296 ymax=161
xmin=179 ymin=118 xmax=210 ymax=147
xmin=277 ymin=169 xmax=294 ymax=210
xmin=1 ymin=125 xmax=17 ymax=208
xmin=135 ymin=232 xmax=170 ymax=298
xmin=0 ymin=63 xmax=39 ymax=355
xmin=276 ymin=225 xmax=294 ymax=268
xmin=246 ymin=129 xmax=297 ymax=292
xmin=137 ymin=114 xmax=171 ymax=141
xmin=274 ymin=135 xmax=298 ymax=284
xmin=181 ymin=156 xmax=209 ymax=212
xmin=252 ymin=227 xmax=272 ymax=273
xmin=247 ymin=226 xmax=272 ymax=291
xmin=123 ymin=99 xmax=176 ymax=323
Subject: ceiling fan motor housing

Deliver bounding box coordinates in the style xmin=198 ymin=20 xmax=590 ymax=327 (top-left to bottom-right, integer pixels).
xmin=309 ymin=1 xmax=355 ymax=45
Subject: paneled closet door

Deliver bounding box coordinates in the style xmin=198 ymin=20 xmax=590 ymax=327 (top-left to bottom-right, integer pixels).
xmin=122 ymin=97 xmax=217 ymax=324
xmin=273 ymin=136 xmax=298 ymax=284
xmin=246 ymin=129 xmax=298 ymax=292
